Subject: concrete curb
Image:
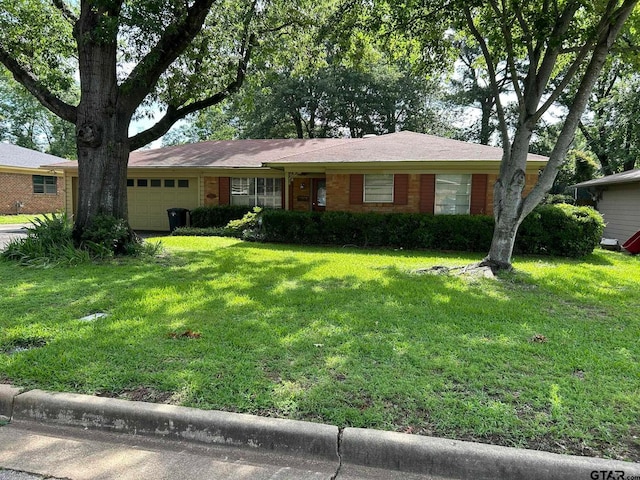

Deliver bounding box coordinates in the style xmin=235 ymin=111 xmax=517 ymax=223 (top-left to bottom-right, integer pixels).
xmin=341 ymin=427 xmax=640 ymax=480
xmin=2 ymin=386 xmax=640 ymax=479
xmin=10 ymin=389 xmax=339 ymax=462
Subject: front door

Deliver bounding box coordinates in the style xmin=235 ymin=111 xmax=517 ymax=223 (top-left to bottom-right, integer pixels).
xmin=312 ymin=179 xmax=326 ymax=212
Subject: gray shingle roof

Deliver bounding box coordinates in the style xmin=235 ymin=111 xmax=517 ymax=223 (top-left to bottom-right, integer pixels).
xmin=53 ymin=131 xmax=549 ymax=169
xmin=572 ymin=169 xmax=640 ymax=188
xmin=0 ymin=143 xmax=69 ymax=168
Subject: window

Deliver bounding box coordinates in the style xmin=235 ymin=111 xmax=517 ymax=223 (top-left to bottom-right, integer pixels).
xmin=178 ymin=179 xmax=189 ymax=188
xmin=231 ymin=178 xmax=282 ymax=208
xmin=137 ymin=179 xmax=148 ymax=187
xmin=150 ymin=179 xmax=162 ymax=187
xmin=164 ymin=179 xmax=175 ymax=188
xmin=435 ymin=174 xmax=471 ymax=215
xmin=363 ymin=174 xmax=393 ymax=203
xmin=32 ymin=175 xmax=57 ymax=194
xmin=127 ymin=179 xmax=134 ymax=187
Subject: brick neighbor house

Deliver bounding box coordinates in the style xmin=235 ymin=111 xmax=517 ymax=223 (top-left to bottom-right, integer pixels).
xmin=0 ymin=143 xmax=66 ymax=215
xmin=55 ymin=131 xmax=547 ymax=231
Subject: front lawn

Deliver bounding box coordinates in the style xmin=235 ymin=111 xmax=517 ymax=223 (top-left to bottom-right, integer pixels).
xmin=0 ymin=214 xmax=43 ymax=225
xmin=0 ymin=237 xmax=638 ymax=461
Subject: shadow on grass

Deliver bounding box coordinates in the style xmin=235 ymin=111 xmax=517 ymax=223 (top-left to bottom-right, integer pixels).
xmin=0 ymin=241 xmax=638 ymax=460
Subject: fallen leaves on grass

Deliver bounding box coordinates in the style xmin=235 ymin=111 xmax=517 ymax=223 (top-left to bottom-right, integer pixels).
xmin=167 ymin=329 xmax=201 ymax=339
xmin=530 ymin=334 xmax=548 ymax=343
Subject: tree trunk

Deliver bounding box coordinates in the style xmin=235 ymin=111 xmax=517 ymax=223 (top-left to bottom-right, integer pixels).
xmin=482 ymin=128 xmax=532 ymax=271
xmin=72 ymin=3 xmax=133 ymax=241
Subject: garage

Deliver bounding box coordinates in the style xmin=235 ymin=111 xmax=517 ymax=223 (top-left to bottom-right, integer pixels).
xmin=127 ymin=177 xmax=199 ymax=231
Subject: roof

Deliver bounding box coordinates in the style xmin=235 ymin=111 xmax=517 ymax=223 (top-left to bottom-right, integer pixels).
xmin=572 ymin=169 xmax=640 ymax=188
xmin=53 ymin=131 xmax=549 ymax=169
xmin=0 ymin=143 xmax=69 ymax=169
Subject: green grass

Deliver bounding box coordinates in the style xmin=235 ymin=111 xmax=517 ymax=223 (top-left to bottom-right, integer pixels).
xmin=0 ymin=214 xmax=44 ymax=225
xmin=1 ymin=237 xmax=638 ymax=461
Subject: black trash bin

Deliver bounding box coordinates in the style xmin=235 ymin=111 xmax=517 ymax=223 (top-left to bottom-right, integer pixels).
xmin=167 ymin=208 xmax=190 ymax=232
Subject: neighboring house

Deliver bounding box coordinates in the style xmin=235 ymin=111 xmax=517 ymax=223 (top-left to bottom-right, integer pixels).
xmin=573 ymin=169 xmax=640 ymax=243
xmin=55 ymin=131 xmax=547 ymax=231
xmin=0 ymin=143 xmax=66 ymax=215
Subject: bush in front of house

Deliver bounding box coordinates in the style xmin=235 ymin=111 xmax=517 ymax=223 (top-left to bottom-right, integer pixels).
xmin=189 ymin=205 xmax=252 ymax=228
xmin=181 ymin=203 xmax=603 ymax=258
xmin=259 ymin=209 xmax=495 ymax=251
xmin=516 ymin=203 xmax=604 ymax=257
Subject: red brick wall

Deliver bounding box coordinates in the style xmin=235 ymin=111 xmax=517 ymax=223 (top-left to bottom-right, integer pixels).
xmin=327 ymin=173 xmax=421 ymax=213
xmin=0 ymin=172 xmax=64 ymax=215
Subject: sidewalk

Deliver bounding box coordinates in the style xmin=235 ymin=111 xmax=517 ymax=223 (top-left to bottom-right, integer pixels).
xmin=1 ymin=385 xmax=638 ymax=480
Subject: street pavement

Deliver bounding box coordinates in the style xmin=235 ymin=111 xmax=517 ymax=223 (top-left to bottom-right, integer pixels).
xmin=0 ymin=225 xmax=26 ymax=250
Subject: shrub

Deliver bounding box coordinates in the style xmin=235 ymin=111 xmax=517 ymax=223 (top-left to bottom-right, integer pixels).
xmin=1 ymin=212 xmax=90 ymax=267
xmin=2 ymin=212 xmax=163 ymax=266
xmin=177 ymin=204 xmax=603 ymax=258
xmin=225 ymin=207 xmax=264 ymax=240
xmin=517 ymin=204 xmax=604 ymax=257
xmin=80 ymin=214 xmax=134 ymax=256
xmin=189 ymin=205 xmax=252 ymax=228
xmin=261 ymin=210 xmax=494 ymax=251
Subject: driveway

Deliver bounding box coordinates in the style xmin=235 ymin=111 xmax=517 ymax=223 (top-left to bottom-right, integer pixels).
xmin=0 ymin=225 xmax=27 ymax=251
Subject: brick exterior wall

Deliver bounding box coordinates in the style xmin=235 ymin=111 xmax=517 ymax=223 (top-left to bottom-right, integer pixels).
xmin=203 ymin=176 xmax=220 ymax=206
xmin=0 ymin=172 xmax=64 ymax=215
xmin=290 ymin=177 xmax=313 ymax=211
xmin=200 ymin=171 xmax=541 ymax=217
xmin=327 ymin=173 xmax=421 ymax=213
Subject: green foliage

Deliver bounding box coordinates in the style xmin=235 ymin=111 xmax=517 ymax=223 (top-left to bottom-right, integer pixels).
xmin=189 ymin=206 xmax=252 ymax=228
xmin=225 ymin=207 xmax=263 ymax=240
xmin=0 ymin=68 xmax=77 ymax=158
xmin=172 ymin=227 xmax=233 ymax=237
xmin=1 ymin=212 xmax=89 ymax=267
xmin=2 ymin=213 xmax=162 ymax=266
xmin=185 ymin=206 xmax=602 ymax=258
xmin=517 ymin=205 xmax=605 ymax=258
xmin=80 ymin=215 xmax=133 ymax=256
xmin=1 ymin=237 xmax=639 ymax=460
xmin=245 ymin=210 xmax=494 ymax=251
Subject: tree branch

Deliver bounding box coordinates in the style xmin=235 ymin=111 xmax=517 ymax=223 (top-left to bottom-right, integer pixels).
xmin=464 ymin=6 xmax=511 ymax=153
xmin=51 ymin=0 xmax=78 ymax=24
xmin=129 ymin=34 xmax=256 ymax=151
xmin=120 ymin=0 xmax=217 ymax=114
xmin=0 ymin=46 xmax=76 ymax=124
xmin=522 ymin=0 xmax=638 ymax=215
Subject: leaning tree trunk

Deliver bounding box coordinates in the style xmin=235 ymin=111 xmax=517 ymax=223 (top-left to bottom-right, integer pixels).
xmin=482 ymin=128 xmax=533 ymax=271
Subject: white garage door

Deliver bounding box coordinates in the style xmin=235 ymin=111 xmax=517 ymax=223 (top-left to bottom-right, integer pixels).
xmin=127 ymin=177 xmax=199 ymax=231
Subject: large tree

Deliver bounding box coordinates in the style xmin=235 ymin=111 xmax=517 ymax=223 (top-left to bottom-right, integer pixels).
xmin=0 ymin=0 xmax=306 ymax=238
xmin=332 ymin=0 xmax=638 ymax=270
xmin=577 ymin=61 xmax=640 ymax=174
xmin=461 ymin=0 xmax=638 ymax=270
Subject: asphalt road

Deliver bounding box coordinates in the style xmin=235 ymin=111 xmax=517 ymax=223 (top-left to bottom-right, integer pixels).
xmin=0 ymin=225 xmax=27 ymax=250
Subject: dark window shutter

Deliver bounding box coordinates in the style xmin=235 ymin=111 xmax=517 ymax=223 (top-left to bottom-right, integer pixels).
xmin=349 ymin=174 xmax=364 ymax=205
xmin=470 ymin=174 xmax=488 ymax=214
xmin=219 ymin=177 xmax=231 ymax=205
xmin=393 ymin=174 xmax=409 ymax=205
xmin=419 ymin=174 xmax=435 ymax=214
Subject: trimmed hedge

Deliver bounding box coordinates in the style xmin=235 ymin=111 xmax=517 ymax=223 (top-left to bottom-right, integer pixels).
xmin=189 ymin=205 xmax=251 ymax=228
xmin=516 ymin=204 xmax=604 ymax=257
xmin=260 ymin=210 xmax=495 ymax=251
xmin=178 ymin=204 xmax=604 ymax=258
